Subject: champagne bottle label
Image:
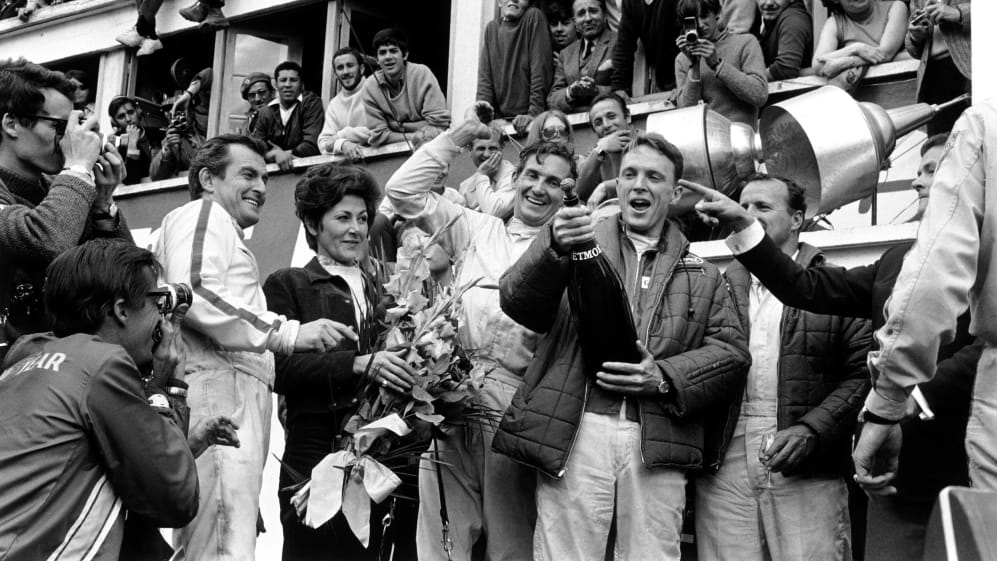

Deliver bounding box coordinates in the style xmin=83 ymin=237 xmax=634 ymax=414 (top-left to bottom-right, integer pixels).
xmin=571 ymin=246 xmax=603 ymax=261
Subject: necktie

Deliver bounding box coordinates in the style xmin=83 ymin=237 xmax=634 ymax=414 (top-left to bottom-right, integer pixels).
xmin=582 ymin=41 xmax=594 ymax=64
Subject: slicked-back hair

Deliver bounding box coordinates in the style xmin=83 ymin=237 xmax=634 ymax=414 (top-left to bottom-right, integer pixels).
xmin=295 ymin=162 xmax=381 ymax=251
xmin=274 ymin=60 xmax=303 ymax=83
xmin=623 ymin=132 xmax=684 ymax=183
xmin=188 ymin=134 xmax=269 ymax=200
xmin=45 ymin=239 xmax=162 ymax=337
xmin=515 ymin=141 xmax=578 ymax=180
xmin=742 ymin=172 xmax=808 ymax=215
xmin=0 ymin=58 xmax=77 ymax=144
xmin=922 ymin=133 xmax=949 ymax=156
xmin=588 ymin=91 xmax=630 ymax=121
xmin=373 ymin=28 xmax=409 ymax=57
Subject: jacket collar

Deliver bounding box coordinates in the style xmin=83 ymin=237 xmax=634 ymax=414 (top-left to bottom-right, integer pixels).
xmin=596 ymin=214 xmax=690 ymax=274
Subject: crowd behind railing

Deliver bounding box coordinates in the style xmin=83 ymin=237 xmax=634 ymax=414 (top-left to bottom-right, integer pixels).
xmin=0 ymin=1 xmax=980 ymax=561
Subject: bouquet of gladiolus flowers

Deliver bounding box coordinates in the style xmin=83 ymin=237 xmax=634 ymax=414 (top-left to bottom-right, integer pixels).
xmin=285 ymin=215 xmax=492 ymax=547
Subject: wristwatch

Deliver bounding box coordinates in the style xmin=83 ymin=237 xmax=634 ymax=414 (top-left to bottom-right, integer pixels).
xmin=91 ymin=202 xmax=119 ymax=222
xmin=657 ymin=377 xmax=671 ymax=396
xmin=593 ymin=145 xmax=607 ymax=162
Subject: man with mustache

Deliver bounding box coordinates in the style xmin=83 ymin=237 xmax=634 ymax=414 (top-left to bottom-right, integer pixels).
xmin=494 ymin=133 xmax=749 ymax=560
xmin=251 ymin=61 xmax=325 ymax=172
xmin=318 ymin=48 xmax=372 ymax=162
xmin=386 ymin=109 xmax=574 ymax=561
xmin=155 ymin=135 xmax=357 ymax=560
xmin=240 ymin=73 xmax=274 ymax=136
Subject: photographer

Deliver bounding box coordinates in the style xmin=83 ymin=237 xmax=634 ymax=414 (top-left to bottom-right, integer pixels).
xmin=0 ymin=58 xmax=131 ymax=363
xmin=0 ymin=240 xmax=198 ymax=560
xmin=674 ymin=0 xmax=768 ymax=127
xmin=150 ymin=110 xmax=200 ymax=181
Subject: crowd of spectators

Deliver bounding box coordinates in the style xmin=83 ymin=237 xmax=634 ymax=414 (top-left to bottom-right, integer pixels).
xmin=11 ymin=0 xmax=959 ymax=188
xmin=0 ymin=1 xmax=980 ymax=560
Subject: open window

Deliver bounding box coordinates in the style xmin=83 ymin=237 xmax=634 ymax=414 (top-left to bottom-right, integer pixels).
xmin=343 ymin=0 xmax=452 ymax=93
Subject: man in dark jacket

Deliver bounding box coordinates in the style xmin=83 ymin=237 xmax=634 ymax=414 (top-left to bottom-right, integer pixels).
xmin=695 ymin=174 xmax=870 ymax=561
xmin=0 ymin=240 xmax=198 ymax=561
xmin=251 ymin=60 xmax=324 ymax=171
xmin=687 ymin=133 xmax=981 ymax=561
xmin=0 ymin=58 xmax=131 ymax=363
xmin=494 ymin=132 xmax=749 ymax=561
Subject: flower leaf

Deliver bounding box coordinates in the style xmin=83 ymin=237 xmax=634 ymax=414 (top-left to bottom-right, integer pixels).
xmin=411 ymin=385 xmax=434 ymax=403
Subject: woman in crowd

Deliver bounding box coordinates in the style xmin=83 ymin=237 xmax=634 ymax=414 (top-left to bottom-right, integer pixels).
xmin=813 ymin=0 xmax=909 ymax=91
xmin=525 ymin=109 xmax=576 ymax=152
xmin=263 ymin=163 xmax=417 ymax=561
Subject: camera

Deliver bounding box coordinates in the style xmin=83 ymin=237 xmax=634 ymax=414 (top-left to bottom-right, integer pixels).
xmin=683 ymin=17 xmax=699 ymax=43
xmin=163 ymin=283 xmax=193 ymax=315
xmin=151 ymin=283 xmax=193 ymax=344
xmin=164 ymin=111 xmax=189 ymax=135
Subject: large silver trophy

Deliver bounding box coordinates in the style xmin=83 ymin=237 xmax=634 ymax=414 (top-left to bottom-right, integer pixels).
xmin=647 ymin=86 xmax=968 ymax=218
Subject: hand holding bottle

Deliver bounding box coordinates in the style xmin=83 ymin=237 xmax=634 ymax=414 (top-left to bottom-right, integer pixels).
xmin=552 ymin=205 xmax=595 ymax=253
xmin=595 ymin=340 xmax=664 ymax=396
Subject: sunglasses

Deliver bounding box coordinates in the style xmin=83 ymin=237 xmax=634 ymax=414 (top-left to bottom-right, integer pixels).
xmin=541 ymin=126 xmax=567 ymax=141
xmin=146 ymin=288 xmax=175 ymax=316
xmin=25 ymin=114 xmax=70 ymax=136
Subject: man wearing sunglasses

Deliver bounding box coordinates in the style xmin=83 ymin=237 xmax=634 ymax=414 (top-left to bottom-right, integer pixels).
xmin=0 ymin=58 xmax=129 ymax=364
xmin=0 ymin=240 xmax=197 ymax=561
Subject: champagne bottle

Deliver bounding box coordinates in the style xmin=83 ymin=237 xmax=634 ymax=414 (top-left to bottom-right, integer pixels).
xmin=561 ymin=179 xmax=641 ymax=380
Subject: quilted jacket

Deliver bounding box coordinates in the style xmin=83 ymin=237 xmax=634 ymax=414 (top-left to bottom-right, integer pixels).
xmin=725 ymin=242 xmax=871 ymax=477
xmin=492 ymin=216 xmax=750 ymax=478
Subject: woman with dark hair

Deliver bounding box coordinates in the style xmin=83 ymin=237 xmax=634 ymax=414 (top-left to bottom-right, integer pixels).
xmin=263 ymin=162 xmax=417 ymax=561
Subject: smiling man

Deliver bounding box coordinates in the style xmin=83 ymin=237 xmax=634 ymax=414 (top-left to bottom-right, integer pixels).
xmin=386 ymin=111 xmax=575 ymax=561
xmin=575 ymin=91 xmax=632 ymax=201
xmin=250 ymin=61 xmax=325 ymax=172
xmin=318 ymin=48 xmax=372 ymax=161
xmin=494 ymin=132 xmax=749 ymax=561
xmin=155 ymin=135 xmax=357 ymax=561
xmin=548 ymin=0 xmax=617 ymax=113
xmin=362 ymin=29 xmax=451 ymax=148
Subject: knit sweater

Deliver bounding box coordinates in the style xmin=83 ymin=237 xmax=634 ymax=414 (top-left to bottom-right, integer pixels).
xmin=318 ymin=86 xmax=371 ymax=155
xmin=362 ymin=62 xmax=451 ymax=148
xmin=0 ymin=167 xmax=133 ymax=350
xmin=476 ymin=7 xmax=554 ymax=118
xmin=759 ymin=1 xmax=814 ymax=81
xmin=675 ymin=31 xmax=769 ymax=127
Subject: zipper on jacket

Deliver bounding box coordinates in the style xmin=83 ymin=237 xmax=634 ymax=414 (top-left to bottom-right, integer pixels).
xmin=636 ymin=250 xmax=681 ymax=468
xmin=558 ymin=380 xmax=591 ymax=478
